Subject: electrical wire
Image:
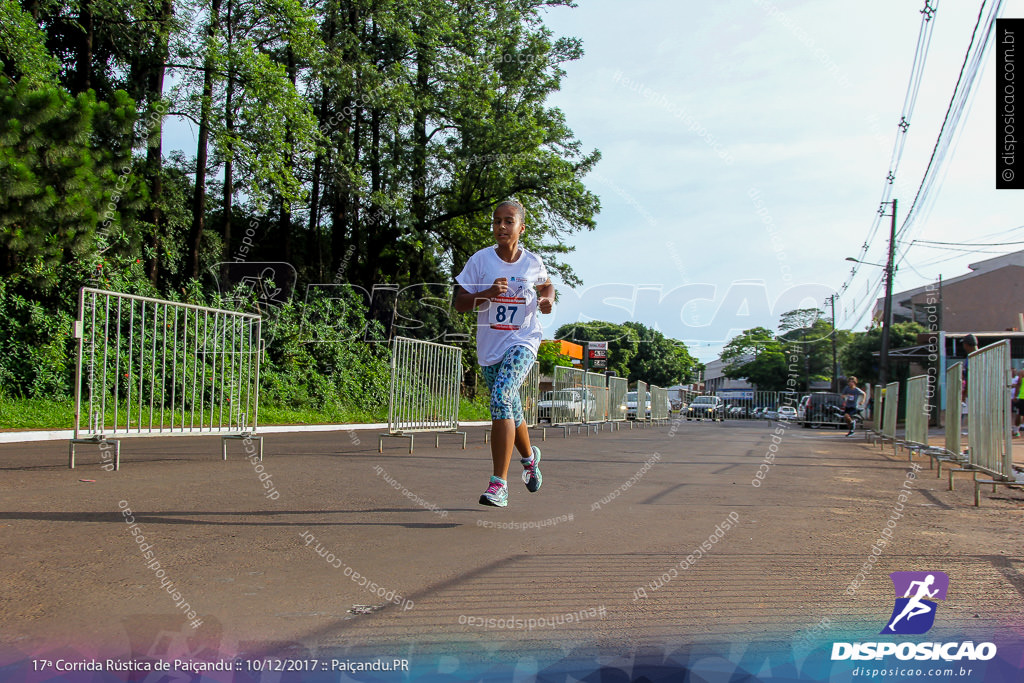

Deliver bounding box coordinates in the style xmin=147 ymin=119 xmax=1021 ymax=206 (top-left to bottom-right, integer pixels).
xmin=894 ymin=0 xmax=1002 ymax=248
xmin=838 ymin=0 xmax=1011 ymax=329
xmin=913 ymin=238 xmax=1024 ymax=247
xmin=837 ymin=1 xmax=942 ymax=322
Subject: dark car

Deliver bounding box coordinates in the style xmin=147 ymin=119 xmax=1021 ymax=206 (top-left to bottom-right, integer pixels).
xmin=686 ymin=395 xmax=725 ymax=421
xmin=799 ymin=392 xmax=845 ymax=428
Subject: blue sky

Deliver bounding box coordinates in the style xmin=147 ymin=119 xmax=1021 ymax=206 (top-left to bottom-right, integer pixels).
xmin=537 ymin=0 xmax=1024 ymax=362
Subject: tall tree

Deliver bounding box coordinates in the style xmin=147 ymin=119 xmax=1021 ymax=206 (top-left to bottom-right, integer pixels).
xmin=839 ymin=321 xmax=927 ymax=386
xmin=622 ymin=321 xmax=697 ymax=386
xmin=173 ymin=0 xmax=321 ymax=277
xmin=720 ymin=327 xmax=791 ymax=391
xmin=0 ymin=77 xmax=135 ymax=286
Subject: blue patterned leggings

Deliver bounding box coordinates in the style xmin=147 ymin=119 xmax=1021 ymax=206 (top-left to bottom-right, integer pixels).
xmin=481 ymin=345 xmax=536 ymax=426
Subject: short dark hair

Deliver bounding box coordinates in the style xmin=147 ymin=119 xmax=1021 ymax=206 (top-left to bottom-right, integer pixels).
xmin=963 ymin=334 xmax=977 ymax=347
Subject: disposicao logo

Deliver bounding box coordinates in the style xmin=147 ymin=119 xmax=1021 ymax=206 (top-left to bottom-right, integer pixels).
xmin=882 ymin=571 xmax=948 ymax=635
xmin=831 ymin=571 xmax=997 ymax=663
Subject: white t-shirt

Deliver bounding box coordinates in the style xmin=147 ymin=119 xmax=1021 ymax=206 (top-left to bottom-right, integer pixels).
xmin=456 ymin=246 xmax=549 ymax=366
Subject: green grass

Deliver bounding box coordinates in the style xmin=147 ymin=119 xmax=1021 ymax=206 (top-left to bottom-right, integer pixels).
xmin=0 ymin=394 xmax=492 ymax=431
xmin=0 ymin=396 xmax=75 ymax=430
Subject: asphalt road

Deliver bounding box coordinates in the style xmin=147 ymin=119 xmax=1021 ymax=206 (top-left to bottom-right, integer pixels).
xmin=2 ymin=418 xmax=1023 ymax=680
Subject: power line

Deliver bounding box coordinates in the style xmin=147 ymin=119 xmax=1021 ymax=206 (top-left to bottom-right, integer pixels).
xmin=839 ymin=0 xmax=1009 ymax=329
xmin=910 ymin=244 xmax=1009 ymax=254
xmin=912 ymin=238 xmax=1024 ymax=247
xmin=894 ymin=0 xmax=1002 ymax=249
xmin=837 ymin=1 xmax=942 ymax=321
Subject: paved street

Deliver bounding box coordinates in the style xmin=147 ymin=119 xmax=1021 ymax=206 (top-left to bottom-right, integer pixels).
xmin=2 ymin=419 xmax=1023 ymax=680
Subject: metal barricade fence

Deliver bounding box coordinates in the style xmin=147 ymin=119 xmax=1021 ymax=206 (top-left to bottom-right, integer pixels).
xmin=552 ymin=366 xmax=586 ymax=425
xmin=718 ymin=392 xmax=755 ymax=420
xmin=883 ymin=381 xmax=900 ymax=444
xmin=379 ymin=337 xmax=465 ymax=453
xmin=871 ymin=385 xmax=884 ymax=436
xmin=635 ymin=380 xmax=649 ymax=424
xmin=944 ymin=362 xmax=963 ymax=458
xmin=521 ymin=362 xmax=540 ymax=428
xmin=715 ymin=391 xmax=797 ymax=422
xmin=904 ymin=375 xmax=929 ymax=450
xmin=608 ymin=376 xmax=628 ymax=422
xmin=584 ymin=372 xmax=608 ymax=424
xmin=966 ymin=340 xmax=1013 ymax=480
xmin=71 ymin=287 xmax=263 ymax=469
xmin=650 ymin=385 xmax=670 ymax=422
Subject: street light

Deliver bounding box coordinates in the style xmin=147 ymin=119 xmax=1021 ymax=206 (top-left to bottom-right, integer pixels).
xmin=845 ymin=257 xmax=885 ymax=267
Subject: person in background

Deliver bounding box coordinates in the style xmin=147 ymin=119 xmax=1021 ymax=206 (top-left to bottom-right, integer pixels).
xmin=1012 ymin=368 xmax=1024 ymax=438
xmin=961 ymin=334 xmax=977 ymax=397
xmin=841 ymin=376 xmax=866 ymax=437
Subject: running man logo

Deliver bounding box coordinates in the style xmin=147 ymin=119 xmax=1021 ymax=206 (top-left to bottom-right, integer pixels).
xmin=881 ymin=571 xmax=949 ymax=635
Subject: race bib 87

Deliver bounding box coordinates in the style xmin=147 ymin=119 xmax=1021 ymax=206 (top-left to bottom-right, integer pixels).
xmin=488 ymin=276 xmax=529 ymax=330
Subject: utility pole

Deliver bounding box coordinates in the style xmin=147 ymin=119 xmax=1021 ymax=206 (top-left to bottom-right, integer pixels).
xmin=829 ymin=294 xmax=838 ymax=392
xmin=878 ymin=199 xmax=897 ymax=388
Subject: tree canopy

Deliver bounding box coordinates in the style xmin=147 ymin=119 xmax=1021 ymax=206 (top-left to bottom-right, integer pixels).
xmin=0 ymin=0 xmax=600 ymax=401
xmin=719 ymin=308 xmax=924 ymax=392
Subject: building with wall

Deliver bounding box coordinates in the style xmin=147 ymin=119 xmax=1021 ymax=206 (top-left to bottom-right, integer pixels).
xmin=874 ymin=250 xmax=1024 ymax=332
xmin=703 ymin=358 xmax=756 ymax=394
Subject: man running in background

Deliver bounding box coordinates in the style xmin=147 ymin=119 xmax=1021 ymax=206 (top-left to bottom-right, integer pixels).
xmin=841 ymin=376 xmax=866 ymax=437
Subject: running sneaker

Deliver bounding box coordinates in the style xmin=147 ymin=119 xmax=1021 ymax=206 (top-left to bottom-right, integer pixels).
xmin=521 ymin=446 xmax=542 ymax=492
xmin=479 ymin=476 xmax=508 ymax=507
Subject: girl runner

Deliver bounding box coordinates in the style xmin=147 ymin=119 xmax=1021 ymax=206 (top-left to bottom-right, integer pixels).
xmin=455 ymin=200 xmax=554 ymax=507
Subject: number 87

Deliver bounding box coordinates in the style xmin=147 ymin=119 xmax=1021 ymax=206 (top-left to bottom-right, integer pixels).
xmin=495 ymin=305 xmax=518 ymax=323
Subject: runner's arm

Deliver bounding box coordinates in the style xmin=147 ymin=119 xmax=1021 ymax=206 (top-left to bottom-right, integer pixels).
xmin=454 ymin=281 xmax=504 ymax=313
xmin=536 ymin=279 xmax=554 ymax=314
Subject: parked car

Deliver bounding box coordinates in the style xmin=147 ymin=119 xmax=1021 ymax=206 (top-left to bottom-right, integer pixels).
xmin=729 ymin=405 xmax=750 ymax=418
xmin=796 ymin=395 xmax=811 ymax=421
xmin=625 ymin=390 xmax=651 ymax=420
xmin=686 ymin=395 xmax=725 ymax=421
xmin=799 ymin=392 xmax=845 ymax=428
xmin=538 ymin=388 xmax=594 ymax=423
xmin=777 ymin=405 xmax=798 ymax=420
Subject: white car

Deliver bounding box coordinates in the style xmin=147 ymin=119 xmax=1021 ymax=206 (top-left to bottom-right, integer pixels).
xmin=538 ymin=389 xmax=591 ymax=423
xmin=777 ymin=406 xmax=798 ymax=420
xmin=625 ymin=391 xmax=651 ymax=420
